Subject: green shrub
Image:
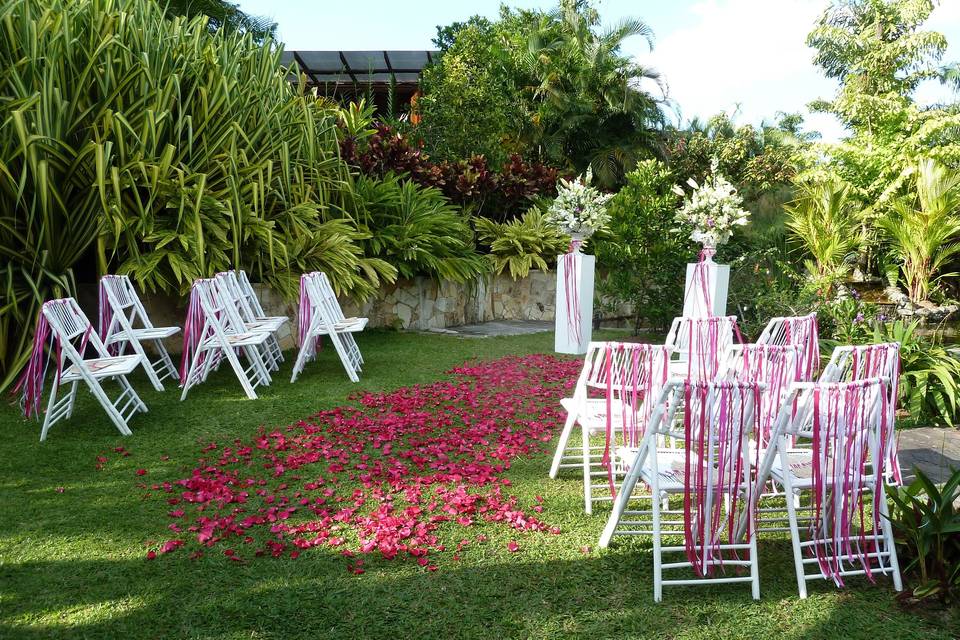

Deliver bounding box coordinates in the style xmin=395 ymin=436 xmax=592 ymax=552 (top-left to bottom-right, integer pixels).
xmin=594 ymin=160 xmax=694 ymax=332
xmin=887 ymin=467 xmax=960 ymax=604
xmin=873 ymin=320 xmax=960 ymax=427
xmin=351 ymin=174 xmax=487 ymax=282
xmin=474 ymin=208 xmax=569 ymax=279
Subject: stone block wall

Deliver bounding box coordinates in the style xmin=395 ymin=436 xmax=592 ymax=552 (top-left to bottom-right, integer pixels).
xmin=79 ymin=270 xmax=627 ymax=352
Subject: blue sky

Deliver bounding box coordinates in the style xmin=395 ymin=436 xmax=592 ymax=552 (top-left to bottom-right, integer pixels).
xmin=238 ymin=0 xmax=960 ymax=141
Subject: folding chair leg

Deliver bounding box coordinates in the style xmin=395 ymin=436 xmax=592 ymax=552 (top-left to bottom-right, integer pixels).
xmin=63 ymin=382 xmax=79 ymax=419
xmin=582 ymin=423 xmax=594 ymax=515
xmin=877 ymin=485 xmax=903 ymax=591
xmin=180 ymin=348 xmax=206 ymax=401
xmin=86 ymin=377 xmax=133 ymax=437
xmin=154 ymin=341 xmax=179 ymax=381
xmin=783 ymin=486 xmax=808 ymax=598
xmin=40 ymin=382 xmax=60 ymax=442
xmin=549 ymin=410 xmax=578 ymax=479
xmin=652 ymin=489 xmax=663 ymax=603
xmin=290 ymin=342 xmax=311 ymax=383
xmin=328 ymin=332 xmax=359 ymax=382
xmin=599 ymin=445 xmax=646 ymax=548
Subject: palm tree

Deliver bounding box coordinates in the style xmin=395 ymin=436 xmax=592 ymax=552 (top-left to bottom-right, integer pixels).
xmin=164 ymin=0 xmax=276 ymax=41
xmin=784 ymin=178 xmax=861 ymax=297
xmin=880 ymin=159 xmax=960 ymax=303
xmin=517 ymin=0 xmax=666 ymax=187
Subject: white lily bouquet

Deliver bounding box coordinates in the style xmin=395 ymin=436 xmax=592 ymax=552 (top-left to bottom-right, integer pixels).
xmin=673 ymin=161 xmax=750 ymax=248
xmin=546 ymin=170 xmax=613 ymax=241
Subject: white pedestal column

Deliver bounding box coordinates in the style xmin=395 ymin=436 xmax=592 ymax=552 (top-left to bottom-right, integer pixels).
xmin=682 ymin=258 xmax=730 ymax=318
xmin=555 ymin=252 xmax=594 ymax=354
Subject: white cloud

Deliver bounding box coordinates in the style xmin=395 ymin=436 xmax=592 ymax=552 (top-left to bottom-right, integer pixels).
xmin=631 ymin=0 xmax=836 ymax=135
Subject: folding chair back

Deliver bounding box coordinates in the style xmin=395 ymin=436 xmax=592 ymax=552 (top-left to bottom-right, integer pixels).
xmin=753 ymin=378 xmax=902 ymax=597
xmin=20 ymin=298 xmax=149 ymax=440
xmin=757 ymin=313 xmax=820 ymax=380
xmin=599 ymin=379 xmax=762 ymax=601
xmin=822 ymin=343 xmax=902 ymax=483
xmin=721 ymin=344 xmax=801 ymax=449
xmin=218 ymin=270 xmax=286 ymax=368
xmin=665 ymin=315 xmax=739 ymax=380
xmin=99 ymin=275 xmax=180 ymax=391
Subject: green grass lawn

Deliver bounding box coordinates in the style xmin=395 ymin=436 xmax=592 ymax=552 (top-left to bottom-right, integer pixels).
xmin=0 ymin=329 xmax=955 ymax=639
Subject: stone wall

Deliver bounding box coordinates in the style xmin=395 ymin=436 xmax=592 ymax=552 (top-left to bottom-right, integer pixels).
xmin=79 ymin=271 xmax=563 ymax=351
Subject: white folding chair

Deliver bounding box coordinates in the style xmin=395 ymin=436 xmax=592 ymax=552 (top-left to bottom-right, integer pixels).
xmin=179 ymin=278 xmax=274 ymax=400
xmin=749 ymin=378 xmax=903 ymax=598
xmin=664 ymin=315 xmax=739 ymax=380
xmin=547 ymin=342 xmax=673 ymax=515
xmin=598 ymin=380 xmax=762 ymax=602
xmin=219 ymin=270 xmax=287 ymax=367
xmin=290 ymin=272 xmax=368 ymax=383
xmin=98 ymin=274 xmax=181 ymax=391
xmin=214 ymin=272 xmax=286 ymax=372
xmin=756 ymin=313 xmax=820 ymax=381
xmin=821 ymin=343 xmax=902 ymax=484
xmin=29 ymin=298 xmax=148 ymax=441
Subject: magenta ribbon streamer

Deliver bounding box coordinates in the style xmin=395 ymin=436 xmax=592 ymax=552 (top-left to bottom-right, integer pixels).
xmin=602 ymin=344 xmax=671 ymax=498
xmin=179 ymin=285 xmax=206 ymax=385
xmin=684 ymin=250 xmax=714 ymax=317
xmin=562 ymin=240 xmax=583 ymax=346
xmin=682 ymin=382 xmax=756 ymax=577
xmin=809 ymin=382 xmax=885 ymax=586
xmin=296 ymin=274 xmax=322 ymax=353
xmin=849 ymin=345 xmax=902 ymax=485
xmin=13 ymin=301 xmax=92 ymax=419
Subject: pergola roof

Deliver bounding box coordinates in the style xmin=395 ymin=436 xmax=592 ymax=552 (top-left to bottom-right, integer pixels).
xmin=280 ymin=50 xmax=438 ymax=85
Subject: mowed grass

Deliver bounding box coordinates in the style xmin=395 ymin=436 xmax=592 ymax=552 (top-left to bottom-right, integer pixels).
xmin=0 ymin=329 xmax=955 ymax=639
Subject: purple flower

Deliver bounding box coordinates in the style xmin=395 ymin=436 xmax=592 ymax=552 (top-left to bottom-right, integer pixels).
xmin=853 ymin=312 xmax=864 ymax=325
xmin=850 ymin=288 xmax=861 ymax=301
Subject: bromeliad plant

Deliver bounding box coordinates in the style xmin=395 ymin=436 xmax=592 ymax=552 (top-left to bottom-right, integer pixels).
xmin=873 ymin=320 xmax=960 ymax=427
xmin=887 ymin=467 xmax=960 ymax=604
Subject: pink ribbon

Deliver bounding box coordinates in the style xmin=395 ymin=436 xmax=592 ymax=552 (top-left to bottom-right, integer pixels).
xmin=562 ymin=240 xmax=583 ymax=345
xmin=179 ymin=285 xmax=207 ymax=385
xmin=296 ymin=274 xmax=322 ymax=352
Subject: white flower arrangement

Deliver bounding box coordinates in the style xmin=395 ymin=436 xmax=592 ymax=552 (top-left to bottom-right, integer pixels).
xmin=546 ymin=169 xmax=613 ymax=240
xmin=673 ymin=161 xmax=750 ymax=247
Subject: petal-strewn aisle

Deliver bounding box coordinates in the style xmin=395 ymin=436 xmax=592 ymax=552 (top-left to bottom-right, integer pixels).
xmin=146 ymin=355 xmax=580 ymax=570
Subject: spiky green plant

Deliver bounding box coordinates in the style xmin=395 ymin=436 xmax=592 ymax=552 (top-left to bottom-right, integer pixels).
xmin=880 ymin=159 xmax=960 ymax=304
xmin=0 ymin=0 xmax=396 ymax=390
xmin=784 ymin=177 xmax=860 ymax=296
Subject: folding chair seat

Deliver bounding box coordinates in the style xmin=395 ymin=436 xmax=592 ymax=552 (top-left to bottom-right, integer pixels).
xmin=15 ymin=298 xmax=148 ymax=441
xmin=748 ymin=378 xmax=903 ymax=598
xmin=99 ymin=274 xmax=181 ymax=391
xmin=179 ymin=278 xmax=273 ymax=400
xmin=291 ymin=272 xmax=368 ymax=383
xmin=599 ymin=379 xmax=763 ymax=602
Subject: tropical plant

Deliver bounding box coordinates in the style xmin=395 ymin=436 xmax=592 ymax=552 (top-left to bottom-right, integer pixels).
xmin=784 ymin=178 xmax=861 ymax=297
xmin=351 ymin=175 xmax=487 ymax=282
xmin=163 ymin=0 xmax=276 ymax=40
xmin=873 ymin=320 xmax=960 ymax=427
xmin=887 ymin=467 xmax=960 ymax=603
xmin=594 ymin=160 xmax=693 ymax=332
xmin=0 ymin=0 xmax=395 ymax=390
xmin=880 ymin=159 xmax=960 ymax=303
xmin=474 ymin=209 xmax=569 ymax=279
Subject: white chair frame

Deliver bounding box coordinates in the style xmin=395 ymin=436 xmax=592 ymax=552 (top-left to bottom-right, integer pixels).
xmin=99 ymin=274 xmax=181 ymax=391
xmin=39 ymin=298 xmax=148 ymax=441
xmin=747 ymin=378 xmax=903 ymax=598
xmin=218 ymin=270 xmax=287 ymax=368
xmin=598 ymin=380 xmax=762 ymax=602
xmin=290 ymin=272 xmax=368 ymax=383
xmin=548 ymin=342 xmax=674 ymax=514
xmin=180 ymin=279 xmax=274 ymax=400
xmin=756 ymin=313 xmax=819 ymax=380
